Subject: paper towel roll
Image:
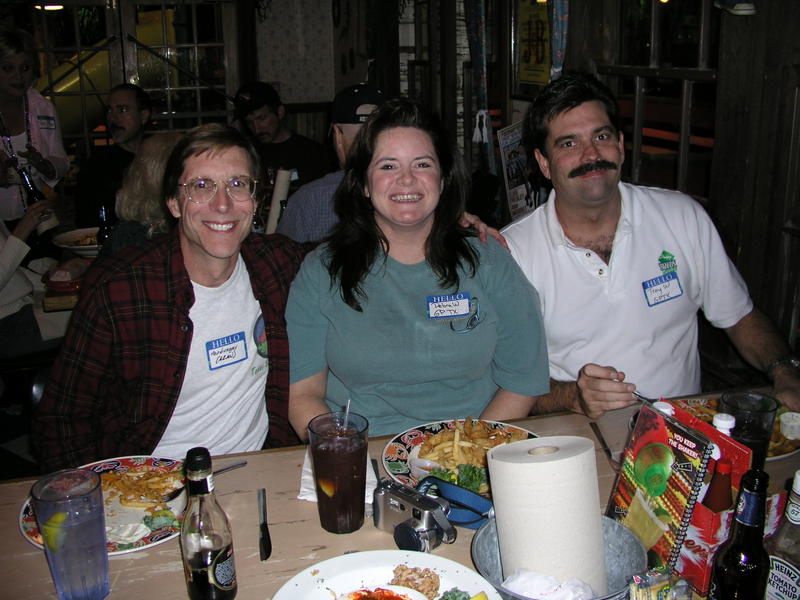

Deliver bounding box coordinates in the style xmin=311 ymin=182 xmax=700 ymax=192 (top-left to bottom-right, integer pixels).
xmin=487 ymin=436 xmax=607 ymax=596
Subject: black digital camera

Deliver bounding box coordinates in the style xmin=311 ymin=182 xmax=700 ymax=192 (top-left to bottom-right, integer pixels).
xmin=373 ymin=479 xmax=457 ymax=552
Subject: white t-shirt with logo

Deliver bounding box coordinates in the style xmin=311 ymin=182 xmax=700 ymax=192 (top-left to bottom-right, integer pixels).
xmin=153 ymin=255 xmax=269 ymax=459
xmin=502 ymin=182 xmax=753 ymax=399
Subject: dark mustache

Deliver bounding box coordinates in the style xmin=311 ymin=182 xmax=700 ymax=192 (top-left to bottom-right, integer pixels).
xmin=568 ymin=160 xmax=617 ymax=178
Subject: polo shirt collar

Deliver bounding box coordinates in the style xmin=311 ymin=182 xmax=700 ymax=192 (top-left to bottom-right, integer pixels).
xmin=543 ymin=181 xmax=634 ymax=247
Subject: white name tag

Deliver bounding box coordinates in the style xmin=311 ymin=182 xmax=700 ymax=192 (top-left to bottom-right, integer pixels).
xmin=37 ymin=115 xmax=56 ymax=130
xmin=642 ymin=271 xmax=684 ymax=307
xmin=206 ymin=331 xmax=248 ymax=370
xmin=427 ymin=292 xmax=471 ymax=319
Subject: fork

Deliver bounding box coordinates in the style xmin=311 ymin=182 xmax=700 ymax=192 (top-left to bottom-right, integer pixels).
xmin=161 ymin=460 xmax=248 ymax=501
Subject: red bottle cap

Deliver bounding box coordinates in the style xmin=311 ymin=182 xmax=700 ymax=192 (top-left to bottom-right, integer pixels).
xmin=716 ymin=459 xmax=732 ymax=475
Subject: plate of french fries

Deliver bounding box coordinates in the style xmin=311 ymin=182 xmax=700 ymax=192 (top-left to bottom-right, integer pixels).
xmin=52 ymin=227 xmax=100 ymax=258
xmin=20 ymin=456 xmax=185 ymax=555
xmin=382 ymin=418 xmax=535 ymax=496
xmin=669 ymin=397 xmax=800 ymax=461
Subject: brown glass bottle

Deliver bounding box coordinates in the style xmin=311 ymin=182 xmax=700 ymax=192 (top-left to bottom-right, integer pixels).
xmin=180 ymin=447 xmax=237 ymax=599
xmin=710 ymin=468 xmax=770 ymax=599
xmin=702 ymin=459 xmax=733 ymax=513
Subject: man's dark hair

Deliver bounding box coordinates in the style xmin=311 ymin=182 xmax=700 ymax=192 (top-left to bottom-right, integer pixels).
xmin=327 ymin=96 xmax=477 ymax=311
xmin=110 ymin=83 xmax=152 ymax=114
xmin=161 ymin=123 xmax=261 ymax=205
xmin=523 ymin=72 xmax=620 ymax=158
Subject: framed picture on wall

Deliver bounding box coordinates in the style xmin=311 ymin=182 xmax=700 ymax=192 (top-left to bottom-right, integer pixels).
xmin=511 ymin=0 xmax=551 ymax=99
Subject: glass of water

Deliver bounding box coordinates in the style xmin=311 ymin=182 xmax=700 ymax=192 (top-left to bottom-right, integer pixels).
xmin=30 ymin=469 xmax=109 ymax=600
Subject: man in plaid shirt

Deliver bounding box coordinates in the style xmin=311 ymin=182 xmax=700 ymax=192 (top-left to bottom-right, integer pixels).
xmin=33 ymin=124 xmax=308 ymax=471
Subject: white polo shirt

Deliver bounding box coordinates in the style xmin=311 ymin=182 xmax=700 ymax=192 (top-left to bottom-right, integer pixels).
xmin=502 ymin=182 xmax=753 ymax=399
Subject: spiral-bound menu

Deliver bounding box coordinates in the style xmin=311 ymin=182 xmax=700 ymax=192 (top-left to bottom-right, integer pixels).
xmin=606 ymin=402 xmax=715 ymax=570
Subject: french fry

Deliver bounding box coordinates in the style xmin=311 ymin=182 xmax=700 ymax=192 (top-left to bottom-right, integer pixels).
xmin=418 ymin=417 xmax=527 ymax=472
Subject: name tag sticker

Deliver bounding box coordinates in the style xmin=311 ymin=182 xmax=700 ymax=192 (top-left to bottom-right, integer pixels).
xmin=642 ymin=271 xmax=684 ymax=307
xmin=427 ymin=292 xmax=471 ymax=319
xmin=206 ymin=331 xmax=248 ymax=370
xmin=37 ymin=115 xmax=56 ymax=130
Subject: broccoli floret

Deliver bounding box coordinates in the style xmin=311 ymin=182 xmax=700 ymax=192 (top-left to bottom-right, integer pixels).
xmin=142 ymin=509 xmax=178 ymax=531
xmin=456 ymin=464 xmax=487 ymax=494
xmin=429 ymin=467 xmax=457 ymax=483
xmin=438 ymin=589 xmax=470 ymax=600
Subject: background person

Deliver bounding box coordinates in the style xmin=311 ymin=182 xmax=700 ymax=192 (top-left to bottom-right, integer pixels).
xmin=98 ymin=131 xmax=183 ymax=257
xmin=0 ymin=199 xmax=69 ymax=360
xmin=34 ymin=123 xmax=308 ymax=471
xmin=287 ymin=98 xmax=549 ymax=439
xmin=502 ymin=72 xmax=800 ymax=418
xmin=233 ymin=81 xmax=331 ymax=192
xmin=75 ymin=83 xmax=152 ymax=227
xmin=0 ymin=28 xmax=69 ymax=225
xmin=277 ymin=83 xmax=385 ymax=243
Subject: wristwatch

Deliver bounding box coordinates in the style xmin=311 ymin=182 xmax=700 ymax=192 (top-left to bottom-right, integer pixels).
xmin=766 ymin=355 xmax=800 ymax=380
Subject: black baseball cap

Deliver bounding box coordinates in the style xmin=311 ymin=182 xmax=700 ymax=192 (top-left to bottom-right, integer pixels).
xmin=331 ymin=84 xmax=385 ymax=124
xmin=233 ymin=81 xmax=282 ymax=118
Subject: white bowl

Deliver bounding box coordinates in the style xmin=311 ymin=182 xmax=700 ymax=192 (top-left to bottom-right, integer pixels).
xmin=53 ymin=227 xmax=100 ymax=258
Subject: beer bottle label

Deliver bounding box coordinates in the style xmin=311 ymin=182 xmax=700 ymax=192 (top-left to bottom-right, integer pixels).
xmin=734 ymin=488 xmax=765 ymax=527
xmin=210 ymin=546 xmax=236 ymax=590
xmin=766 ymin=556 xmax=800 ymax=600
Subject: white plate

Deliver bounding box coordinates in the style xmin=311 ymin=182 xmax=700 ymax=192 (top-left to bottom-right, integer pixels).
xmin=382 ymin=419 xmax=536 ymax=489
xmin=272 ymin=549 xmax=502 ymax=600
xmin=52 ymin=227 xmax=100 ymax=258
xmin=20 ymin=455 xmax=184 ymax=555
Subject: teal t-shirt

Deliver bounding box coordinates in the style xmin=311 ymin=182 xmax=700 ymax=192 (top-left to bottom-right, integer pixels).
xmin=286 ymin=237 xmax=549 ymax=437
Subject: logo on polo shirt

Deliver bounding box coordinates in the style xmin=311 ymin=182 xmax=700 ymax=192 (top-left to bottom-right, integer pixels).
xmin=658 ymin=250 xmax=677 ymax=274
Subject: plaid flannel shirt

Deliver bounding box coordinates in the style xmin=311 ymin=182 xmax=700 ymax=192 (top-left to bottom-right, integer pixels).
xmin=33 ymin=231 xmax=308 ymax=471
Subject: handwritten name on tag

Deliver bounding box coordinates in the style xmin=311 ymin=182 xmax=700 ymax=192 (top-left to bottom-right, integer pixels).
xmin=642 ymin=271 xmax=683 ymax=307
xmin=206 ymin=331 xmax=248 ymax=370
xmin=37 ymin=115 xmax=56 ymax=130
xmin=427 ymin=292 xmax=471 ymax=319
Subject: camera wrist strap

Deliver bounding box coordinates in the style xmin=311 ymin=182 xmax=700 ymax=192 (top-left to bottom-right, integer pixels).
xmin=416 ymin=476 xmax=493 ymax=530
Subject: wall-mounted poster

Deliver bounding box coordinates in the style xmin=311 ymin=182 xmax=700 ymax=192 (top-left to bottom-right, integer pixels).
xmin=512 ymin=0 xmax=550 ymax=99
xmin=497 ymin=121 xmax=536 ymax=221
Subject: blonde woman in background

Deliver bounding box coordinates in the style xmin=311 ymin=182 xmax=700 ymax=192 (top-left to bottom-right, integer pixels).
xmin=99 ymin=131 xmax=183 ymax=257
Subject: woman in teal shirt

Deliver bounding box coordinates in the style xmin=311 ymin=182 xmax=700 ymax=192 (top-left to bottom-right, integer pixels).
xmin=286 ymin=98 xmax=548 ymax=439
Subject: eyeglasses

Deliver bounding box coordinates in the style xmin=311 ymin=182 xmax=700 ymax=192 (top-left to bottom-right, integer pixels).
xmin=178 ymin=176 xmax=258 ymax=204
xmin=450 ymin=297 xmax=483 ymax=333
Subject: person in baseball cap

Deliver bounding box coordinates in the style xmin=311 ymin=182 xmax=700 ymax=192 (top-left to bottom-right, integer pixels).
xmin=276 ymin=83 xmax=385 ymax=243
xmin=233 ymin=81 xmax=331 ymax=189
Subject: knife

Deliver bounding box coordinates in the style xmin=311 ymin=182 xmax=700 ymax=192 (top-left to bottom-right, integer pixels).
xmin=257 ymin=488 xmax=272 ymax=561
xmin=590 ymin=421 xmax=620 ymax=472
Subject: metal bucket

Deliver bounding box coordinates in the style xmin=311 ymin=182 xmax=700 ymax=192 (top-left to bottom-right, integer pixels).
xmin=471 ymin=516 xmax=647 ymax=600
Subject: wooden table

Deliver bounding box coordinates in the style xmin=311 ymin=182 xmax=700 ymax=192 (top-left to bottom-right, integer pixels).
xmin=1 ymin=408 xmax=795 ymax=599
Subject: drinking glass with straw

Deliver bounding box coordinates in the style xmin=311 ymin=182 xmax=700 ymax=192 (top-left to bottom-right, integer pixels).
xmin=307 ymin=398 xmax=369 ymax=533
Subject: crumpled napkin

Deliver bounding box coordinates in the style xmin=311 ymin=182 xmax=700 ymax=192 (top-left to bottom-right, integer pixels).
xmin=298 ymin=447 xmax=378 ymax=516
xmin=502 ymin=570 xmax=594 ymax=600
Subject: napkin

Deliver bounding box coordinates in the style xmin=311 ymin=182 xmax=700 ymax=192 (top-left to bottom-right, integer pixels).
xmin=298 ymin=447 xmax=378 ymax=517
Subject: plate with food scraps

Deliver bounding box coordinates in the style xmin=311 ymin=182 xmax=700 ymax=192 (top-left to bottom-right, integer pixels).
xmin=19 ymin=455 xmax=184 ymax=555
xmin=666 ymin=397 xmax=800 ymax=461
xmin=272 ymin=549 xmax=501 ymax=600
xmin=382 ymin=419 xmax=536 ymax=495
xmin=52 ymin=227 xmax=100 ymax=258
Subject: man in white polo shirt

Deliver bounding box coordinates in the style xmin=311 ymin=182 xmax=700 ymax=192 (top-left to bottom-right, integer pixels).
xmin=503 ymin=72 xmax=800 ymax=418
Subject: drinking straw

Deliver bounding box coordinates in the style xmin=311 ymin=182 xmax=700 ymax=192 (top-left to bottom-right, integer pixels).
xmin=342 ymin=397 xmax=351 ymax=431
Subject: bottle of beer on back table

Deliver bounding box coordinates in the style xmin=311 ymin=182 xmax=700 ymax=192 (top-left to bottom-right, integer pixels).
xmin=180 ymin=447 xmax=237 ymax=599
xmin=710 ymin=468 xmax=770 ymax=599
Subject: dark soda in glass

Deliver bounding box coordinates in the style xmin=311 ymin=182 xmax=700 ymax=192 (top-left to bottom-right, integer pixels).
xmin=308 ymin=412 xmax=369 ymax=534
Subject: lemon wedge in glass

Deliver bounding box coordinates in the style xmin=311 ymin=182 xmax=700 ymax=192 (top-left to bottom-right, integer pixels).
xmin=41 ymin=511 xmax=67 ymax=551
